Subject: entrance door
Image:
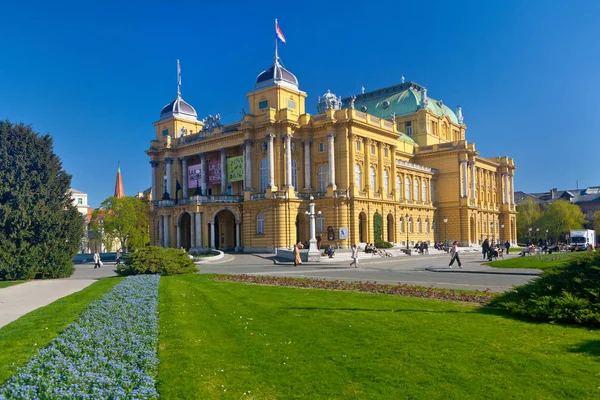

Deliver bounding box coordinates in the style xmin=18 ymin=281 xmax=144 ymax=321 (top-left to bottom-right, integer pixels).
xmin=214 ymin=209 xmax=237 ymax=251
xmin=180 ymin=212 xmax=192 ymax=250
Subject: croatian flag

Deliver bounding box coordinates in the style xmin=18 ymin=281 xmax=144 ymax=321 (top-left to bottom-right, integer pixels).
xmin=276 ymin=19 xmax=286 ymax=44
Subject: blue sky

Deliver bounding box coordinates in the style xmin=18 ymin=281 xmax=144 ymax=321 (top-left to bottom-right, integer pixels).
xmin=1 ymin=0 xmax=599 ymax=207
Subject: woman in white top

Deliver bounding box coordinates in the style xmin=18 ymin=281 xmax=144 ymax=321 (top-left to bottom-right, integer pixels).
xmin=448 ymin=241 xmax=462 ymax=268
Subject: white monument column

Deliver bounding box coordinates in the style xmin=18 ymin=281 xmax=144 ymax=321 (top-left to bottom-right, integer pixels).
xmin=158 ymin=215 xmax=164 ymax=247
xmin=190 ymin=212 xmax=196 ymax=250
xmin=220 ymin=148 xmax=228 ymax=195
xmin=165 ymin=157 xmax=173 ymax=199
xmin=210 ymin=220 xmax=215 ymax=249
xmin=196 ymin=212 xmax=202 ymax=248
xmin=327 ymin=133 xmax=336 ymax=188
xmin=150 ymin=161 xmax=158 ymax=201
xmin=180 ymin=157 xmax=188 ymax=199
xmin=244 ymin=139 xmax=253 ymax=191
xmin=307 ymin=196 xmax=320 ymax=262
xmin=469 ymin=161 xmax=476 ymax=200
xmin=164 ymin=215 xmax=170 ymax=248
xmin=267 ymin=134 xmax=275 ymax=188
xmin=303 ymin=139 xmax=312 ymax=190
xmin=284 ymin=134 xmax=293 ymax=188
xmin=200 ymin=153 xmax=208 ymax=195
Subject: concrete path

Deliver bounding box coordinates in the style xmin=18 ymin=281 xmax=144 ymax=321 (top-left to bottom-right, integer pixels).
xmin=0 ymin=279 xmax=97 ymax=328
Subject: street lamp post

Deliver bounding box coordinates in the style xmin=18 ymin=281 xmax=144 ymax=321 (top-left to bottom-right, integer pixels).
xmin=536 ymin=228 xmax=540 ymax=242
xmin=491 ymin=222 xmax=495 ymax=244
xmin=501 ymin=224 xmax=505 ymax=244
xmin=194 ymin=169 xmax=202 ymax=195
xmin=405 ymin=213 xmax=411 ymax=250
xmin=443 ymin=216 xmax=448 ymax=249
xmin=545 ymin=229 xmax=548 ymax=243
xmin=528 ymin=227 xmax=532 ymax=241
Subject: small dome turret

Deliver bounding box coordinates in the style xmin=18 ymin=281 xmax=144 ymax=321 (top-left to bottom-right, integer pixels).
xmin=317 ymin=89 xmax=342 ymax=113
xmin=255 ymin=60 xmax=299 ymax=90
xmin=160 ymin=95 xmax=197 ymax=121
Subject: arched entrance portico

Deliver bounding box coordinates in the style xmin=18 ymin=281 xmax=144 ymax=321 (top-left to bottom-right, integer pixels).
xmin=387 ymin=214 xmax=394 ymax=242
xmin=210 ymin=207 xmax=241 ymax=251
xmin=177 ymin=212 xmax=192 ymax=251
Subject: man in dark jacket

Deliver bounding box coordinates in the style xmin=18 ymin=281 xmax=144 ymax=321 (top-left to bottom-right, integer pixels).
xmin=482 ymin=238 xmax=490 ymax=260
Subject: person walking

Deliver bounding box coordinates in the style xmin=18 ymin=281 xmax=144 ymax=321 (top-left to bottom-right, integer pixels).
xmin=350 ymin=244 xmax=359 ymax=268
xmin=482 ymin=238 xmax=490 ymax=260
xmin=448 ymin=241 xmax=462 ymax=268
xmin=93 ymin=251 xmax=102 ymax=269
xmin=504 ymin=240 xmax=510 ymax=255
xmin=293 ymin=243 xmax=302 ymax=267
xmin=115 ymin=249 xmax=122 ymax=266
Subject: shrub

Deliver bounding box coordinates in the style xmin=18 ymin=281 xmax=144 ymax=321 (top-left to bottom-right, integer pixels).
xmin=492 ymin=252 xmax=600 ymax=326
xmin=373 ymin=213 xmax=383 ymax=242
xmin=117 ymin=246 xmax=197 ymax=276
xmin=375 ymin=240 xmax=393 ymax=249
xmin=0 ymin=275 xmax=160 ymax=399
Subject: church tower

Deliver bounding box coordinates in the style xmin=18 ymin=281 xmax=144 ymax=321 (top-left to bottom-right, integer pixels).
xmin=114 ymin=164 xmax=125 ymax=198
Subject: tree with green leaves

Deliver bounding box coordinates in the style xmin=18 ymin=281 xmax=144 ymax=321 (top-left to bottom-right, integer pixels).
xmin=516 ymin=197 xmax=541 ymax=241
xmin=591 ymin=210 xmax=600 ymax=235
xmin=0 ymin=120 xmax=84 ymax=280
xmin=373 ymin=212 xmax=383 ymax=243
xmin=537 ymin=199 xmax=586 ymax=243
xmin=89 ymin=196 xmax=148 ymax=252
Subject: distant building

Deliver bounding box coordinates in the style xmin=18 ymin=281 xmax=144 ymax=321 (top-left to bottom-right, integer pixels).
xmin=515 ymin=186 xmax=600 ymax=227
xmin=69 ymin=188 xmax=93 ymax=253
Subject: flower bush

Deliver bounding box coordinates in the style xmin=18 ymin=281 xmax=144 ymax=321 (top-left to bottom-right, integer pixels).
xmin=0 ymin=275 xmax=160 ymax=399
xmin=214 ymin=275 xmax=496 ymax=304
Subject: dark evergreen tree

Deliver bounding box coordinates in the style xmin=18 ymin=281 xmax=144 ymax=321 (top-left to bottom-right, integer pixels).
xmin=0 ymin=120 xmax=84 ymax=280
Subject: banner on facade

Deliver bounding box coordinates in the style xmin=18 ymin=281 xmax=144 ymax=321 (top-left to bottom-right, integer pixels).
xmin=208 ymin=160 xmax=222 ymax=184
xmin=227 ymin=156 xmax=244 ymax=182
xmin=187 ymin=164 xmax=202 ymax=188
xmin=339 ymin=227 xmax=348 ymax=240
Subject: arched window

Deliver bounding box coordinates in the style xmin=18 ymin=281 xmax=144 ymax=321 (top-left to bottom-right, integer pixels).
xmin=316 ymin=213 xmax=325 ymax=232
xmin=259 ymin=158 xmax=268 ymax=193
xmin=370 ymin=167 xmax=376 ymax=194
xmin=292 ymin=158 xmax=298 ymax=189
xmin=318 ymin=165 xmax=328 ymax=192
xmin=405 ymin=177 xmax=411 ymax=199
xmin=414 ymin=178 xmax=419 ymax=201
xmin=432 ymin=221 xmax=436 ymax=233
xmin=430 ymin=182 xmax=435 ymax=203
xmin=422 ymin=180 xmax=427 ymax=202
xmin=417 ymin=219 xmax=421 ymax=233
xmin=425 ymin=219 xmax=430 ymax=233
xmin=409 ymin=219 xmax=413 ymax=233
xmin=396 ymin=175 xmax=401 ymax=197
xmin=355 ymin=164 xmax=362 ymax=190
xmin=256 ymin=214 xmax=264 ymax=234
xmin=399 ymin=217 xmax=404 ymax=233
xmin=383 ymin=169 xmax=389 ymax=194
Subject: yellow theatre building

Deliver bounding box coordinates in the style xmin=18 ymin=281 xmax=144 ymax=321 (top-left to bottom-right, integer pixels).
xmin=146 ymin=56 xmax=517 ymax=253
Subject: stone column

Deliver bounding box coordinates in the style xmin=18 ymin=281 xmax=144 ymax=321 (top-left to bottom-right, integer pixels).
xmin=180 ymin=157 xmax=188 ymax=199
xmin=469 ymin=161 xmax=476 ymax=200
xmin=327 ymin=133 xmax=336 ymax=188
xmin=210 ymin=220 xmax=215 ymax=249
xmin=235 ymin=221 xmax=241 ymax=252
xmin=195 ymin=212 xmax=202 ymax=248
xmin=502 ymin=173 xmax=508 ymax=204
xmin=284 ymin=134 xmax=293 ymax=188
xmin=390 ymin=146 xmax=397 ymax=198
xmin=220 ymin=148 xmax=228 ymax=195
xmin=303 ymin=139 xmax=312 ymax=190
xmin=158 ymin=215 xmax=164 ymax=247
xmin=244 ymin=139 xmax=253 ymax=191
xmin=150 ymin=161 xmax=159 ymax=201
xmin=509 ymin=173 xmax=515 ymax=205
xmin=349 ymin=136 xmax=356 ymax=191
xmin=165 ymin=157 xmax=173 ymax=199
xmin=377 ymin=142 xmax=384 ymax=194
xmin=460 ymin=159 xmax=468 ymax=198
xmin=365 ymin=140 xmax=372 ymax=193
xmin=176 ymin=222 xmax=181 ymax=249
xmin=267 ymin=134 xmax=275 ymax=189
xmin=190 ymin=212 xmax=196 ymax=249
xmin=200 ymin=153 xmax=208 ymax=195
xmin=164 ymin=215 xmax=170 ymax=248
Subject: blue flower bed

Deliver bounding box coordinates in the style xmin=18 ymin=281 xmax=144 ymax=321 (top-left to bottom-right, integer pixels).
xmin=0 ymin=275 xmax=160 ymax=399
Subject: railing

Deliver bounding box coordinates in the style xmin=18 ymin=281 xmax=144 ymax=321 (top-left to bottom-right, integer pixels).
xmin=312 ymin=114 xmax=327 ymax=122
xmin=297 ymin=192 xmax=328 ymax=200
xmin=333 ymin=190 xmax=349 ymax=198
xmin=387 ymin=194 xmax=395 ymax=200
xmin=183 ymin=195 xmax=243 ymax=203
xmin=158 ymin=200 xmax=175 ymax=207
xmin=250 ymin=193 xmax=266 ymax=201
xmin=369 ymin=116 xmax=381 ymax=125
xmin=396 ymin=160 xmax=438 ymax=174
xmin=383 ymin=121 xmax=394 ymax=129
xmin=354 ymin=111 xmax=366 ymax=120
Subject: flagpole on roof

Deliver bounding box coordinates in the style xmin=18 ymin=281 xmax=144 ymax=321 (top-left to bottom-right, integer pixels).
xmin=177 ymin=59 xmax=181 ymax=97
xmin=274 ymin=19 xmax=279 ymax=64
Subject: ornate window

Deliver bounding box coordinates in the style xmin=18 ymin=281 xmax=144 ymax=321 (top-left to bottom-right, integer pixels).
xmin=256 ymin=214 xmax=264 ymax=234
xmin=384 ymin=170 xmax=389 ymax=194
xmin=422 ymin=180 xmax=427 ymax=202
xmin=425 ymin=219 xmax=430 ymax=233
xmin=384 ymin=148 xmax=388 ymax=157
xmin=318 ymin=142 xmax=326 ymax=152
xmin=396 ymin=175 xmax=401 ymax=197
xmin=430 ymin=182 xmax=435 ymax=203
xmin=316 ymin=213 xmax=325 ymax=233
xmin=414 ymin=178 xmax=419 ymax=200
xmin=405 ymin=177 xmax=411 ymax=199
xmin=356 ymin=141 xmax=361 ymax=151
xmin=370 ymin=167 xmax=376 ymax=194
xmin=399 ymin=217 xmax=404 ymax=233
xmin=318 ymin=165 xmax=328 ymax=192
xmin=355 ymin=164 xmax=362 ymax=190
xmin=405 ymin=121 xmax=412 ymax=135
xmin=409 ymin=219 xmax=413 ymax=233
xmin=292 ymin=158 xmax=298 ymax=189
xmin=259 ymin=158 xmax=268 ymax=193
xmin=417 ymin=219 xmax=421 ymax=233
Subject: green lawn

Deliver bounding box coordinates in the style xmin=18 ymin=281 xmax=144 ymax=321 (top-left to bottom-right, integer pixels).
xmin=486 ymin=252 xmax=587 ymax=269
xmin=0 ymin=281 xmax=25 ymax=289
xmin=0 ymin=277 xmax=123 ymax=384
xmin=157 ymin=274 xmax=600 ymax=400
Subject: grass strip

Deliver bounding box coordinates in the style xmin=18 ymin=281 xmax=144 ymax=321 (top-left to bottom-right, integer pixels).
xmin=0 ymin=281 xmax=25 ymax=289
xmin=158 ymin=274 xmax=600 ymax=399
xmin=486 ymin=252 xmax=586 ymax=269
xmin=0 ymin=277 xmax=123 ymax=385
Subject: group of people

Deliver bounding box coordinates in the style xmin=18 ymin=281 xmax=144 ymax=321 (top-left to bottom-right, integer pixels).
xmin=92 ymin=249 xmax=123 ymax=269
xmin=414 ymin=241 xmax=429 ymax=255
xmin=481 ymin=238 xmax=509 ymax=261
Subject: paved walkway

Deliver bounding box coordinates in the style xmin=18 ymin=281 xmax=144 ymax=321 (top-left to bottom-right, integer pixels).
xmin=0 ymin=278 xmax=97 ymax=328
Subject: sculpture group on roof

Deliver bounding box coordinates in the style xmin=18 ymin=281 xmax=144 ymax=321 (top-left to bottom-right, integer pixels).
xmin=201 ymin=114 xmax=222 ymax=133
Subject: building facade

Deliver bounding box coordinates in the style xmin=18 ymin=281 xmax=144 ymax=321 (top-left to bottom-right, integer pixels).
xmin=146 ymin=58 xmax=517 ymax=252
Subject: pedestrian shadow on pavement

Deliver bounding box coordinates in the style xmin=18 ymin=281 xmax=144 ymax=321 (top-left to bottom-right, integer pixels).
xmin=284 ymin=306 xmax=471 ymax=314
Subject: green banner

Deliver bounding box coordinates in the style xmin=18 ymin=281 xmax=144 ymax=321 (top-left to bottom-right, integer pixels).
xmin=227 ymin=156 xmax=244 ymax=182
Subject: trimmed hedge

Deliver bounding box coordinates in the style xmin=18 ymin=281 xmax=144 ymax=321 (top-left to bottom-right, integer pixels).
xmin=492 ymin=252 xmax=600 ymax=326
xmin=117 ymin=246 xmax=197 ymax=276
xmin=375 ymin=240 xmax=393 ymax=249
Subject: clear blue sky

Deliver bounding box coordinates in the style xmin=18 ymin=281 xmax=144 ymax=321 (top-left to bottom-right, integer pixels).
xmin=1 ymin=0 xmax=598 ymax=207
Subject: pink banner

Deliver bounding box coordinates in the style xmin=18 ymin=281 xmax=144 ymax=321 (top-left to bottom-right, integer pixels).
xmin=208 ymin=160 xmax=222 ymax=184
xmin=187 ymin=164 xmax=202 ymax=188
